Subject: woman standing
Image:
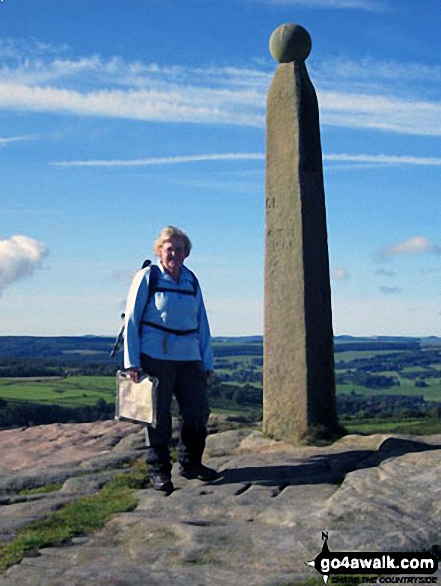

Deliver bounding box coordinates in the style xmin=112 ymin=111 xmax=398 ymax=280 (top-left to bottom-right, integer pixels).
xmin=124 ymin=226 xmax=218 ymax=493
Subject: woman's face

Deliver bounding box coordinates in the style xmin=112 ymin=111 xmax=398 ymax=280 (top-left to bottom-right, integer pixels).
xmin=159 ymin=237 xmax=187 ymax=278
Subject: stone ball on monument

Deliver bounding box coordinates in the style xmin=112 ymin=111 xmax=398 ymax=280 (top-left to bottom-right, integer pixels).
xmin=269 ymin=23 xmax=312 ymax=63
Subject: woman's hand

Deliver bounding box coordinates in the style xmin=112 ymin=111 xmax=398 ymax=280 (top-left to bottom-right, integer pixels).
xmin=127 ymin=368 xmax=142 ymax=383
xmin=204 ymin=370 xmax=214 ymax=386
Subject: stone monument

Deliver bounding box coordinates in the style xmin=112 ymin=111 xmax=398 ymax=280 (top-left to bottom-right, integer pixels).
xmin=263 ymin=23 xmax=340 ymax=443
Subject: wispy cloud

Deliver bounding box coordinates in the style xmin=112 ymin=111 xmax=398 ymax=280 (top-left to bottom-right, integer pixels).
xmin=0 ymin=235 xmax=48 ymax=293
xmin=0 ymin=135 xmax=37 ymax=146
xmin=324 ymin=154 xmax=441 ymax=167
xmin=312 ymin=56 xmax=441 ymax=134
xmin=319 ymin=92 xmax=441 ymax=136
xmin=311 ymin=58 xmax=441 ymax=94
xmin=53 ymin=151 xmax=441 ymax=168
xmin=0 ymin=82 xmax=264 ymax=127
xmin=1 ymin=40 xmax=441 ymax=135
xmin=251 ymin=0 xmax=387 ymax=11
xmin=380 ymin=236 xmax=441 ymax=257
xmin=52 ymin=153 xmax=265 ymax=167
xmin=0 ymin=46 xmax=268 ymax=127
xmin=0 ymin=38 xmax=70 ymax=61
xmin=331 ymin=267 xmax=350 ymax=280
xmin=375 ymin=267 xmax=396 ymax=277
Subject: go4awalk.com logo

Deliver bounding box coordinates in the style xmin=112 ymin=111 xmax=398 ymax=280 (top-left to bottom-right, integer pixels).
xmin=306 ymin=533 xmax=439 ymax=584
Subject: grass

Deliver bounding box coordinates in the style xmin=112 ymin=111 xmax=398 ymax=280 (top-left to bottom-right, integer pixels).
xmin=0 ymin=376 xmax=115 ymax=407
xmin=343 ymin=417 xmax=441 ymax=435
xmin=0 ymin=462 xmax=150 ymax=573
xmin=18 ymin=483 xmax=63 ymax=496
xmin=334 ymin=350 xmax=403 ymax=363
xmin=395 ymin=378 xmax=441 ymax=401
xmin=336 ymin=380 xmax=441 ymax=402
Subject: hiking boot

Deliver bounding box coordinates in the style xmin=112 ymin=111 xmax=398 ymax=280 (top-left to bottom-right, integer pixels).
xmin=151 ymin=472 xmax=174 ymax=494
xmin=179 ymin=463 xmax=220 ymax=482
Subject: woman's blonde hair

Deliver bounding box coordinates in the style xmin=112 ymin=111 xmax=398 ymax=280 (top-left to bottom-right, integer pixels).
xmin=153 ymin=226 xmax=192 ymax=257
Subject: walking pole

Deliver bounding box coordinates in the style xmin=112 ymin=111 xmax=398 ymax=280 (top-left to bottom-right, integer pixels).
xmin=110 ymin=313 xmax=126 ymax=358
xmin=109 ymin=259 xmax=151 ymax=357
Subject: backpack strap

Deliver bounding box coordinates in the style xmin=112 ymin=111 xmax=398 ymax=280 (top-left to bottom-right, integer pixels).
xmin=146 ymin=264 xmax=161 ymax=305
xmin=185 ymin=268 xmax=199 ymax=296
xmin=140 ymin=321 xmax=198 ymax=336
xmin=142 ymin=265 xmax=199 ymax=337
xmin=147 ymin=265 xmax=198 ymax=300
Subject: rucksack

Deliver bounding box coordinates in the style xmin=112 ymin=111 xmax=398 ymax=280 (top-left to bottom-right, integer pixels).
xmin=146 ymin=263 xmax=198 ymax=302
xmin=109 ymin=260 xmax=199 ymax=356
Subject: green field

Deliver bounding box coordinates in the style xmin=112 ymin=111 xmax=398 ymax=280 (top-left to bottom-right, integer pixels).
xmin=1 ymin=337 xmax=440 ymax=434
xmin=334 ymin=350 xmax=403 ymax=363
xmin=0 ymin=376 xmax=115 ymax=407
xmin=343 ymin=418 xmax=441 ymax=435
xmin=337 ymin=380 xmax=441 ymax=402
xmin=1 ymin=375 xmax=440 ymax=435
xmin=1 ymin=374 xmax=439 ymax=409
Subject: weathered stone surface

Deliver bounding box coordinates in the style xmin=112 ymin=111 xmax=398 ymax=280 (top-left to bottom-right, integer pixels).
xmin=264 ymin=26 xmax=338 ymax=443
xmin=1 ymin=422 xmax=440 ymax=585
xmin=269 ymin=23 xmax=312 ymax=63
xmin=205 ymin=428 xmax=252 ymax=457
xmin=0 ymin=420 xmax=141 ymax=474
xmin=0 ymin=421 xmax=145 ymax=545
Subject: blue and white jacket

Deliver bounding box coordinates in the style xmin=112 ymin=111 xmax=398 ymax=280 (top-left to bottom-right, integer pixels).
xmin=123 ymin=263 xmax=213 ymax=371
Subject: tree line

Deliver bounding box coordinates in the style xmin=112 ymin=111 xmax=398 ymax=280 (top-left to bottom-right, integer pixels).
xmin=0 ymin=357 xmax=120 ymax=377
xmin=0 ymin=397 xmax=114 ymax=429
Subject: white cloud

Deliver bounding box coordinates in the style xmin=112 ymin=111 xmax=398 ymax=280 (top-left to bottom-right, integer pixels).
xmin=380 ymin=236 xmax=441 ymax=257
xmin=0 ymin=81 xmax=264 ymax=127
xmin=319 ymin=92 xmax=441 ymax=136
xmin=311 ymin=58 xmax=441 ymax=96
xmin=53 ymin=152 xmax=265 ymax=167
xmin=0 ymin=235 xmax=48 ymax=292
xmin=0 ymin=38 xmax=70 ymax=61
xmin=0 ymin=135 xmax=37 ymax=146
xmin=1 ymin=41 xmax=441 ymax=135
xmin=54 ymin=151 xmax=441 ymax=169
xmin=324 ymin=153 xmax=441 ymax=167
xmin=331 ymin=267 xmax=349 ymax=280
xmin=252 ymin=0 xmax=387 ymax=10
xmin=0 ymin=51 xmax=269 ymax=127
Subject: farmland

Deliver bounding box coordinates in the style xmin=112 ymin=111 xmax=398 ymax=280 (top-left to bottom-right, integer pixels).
xmin=0 ymin=376 xmax=115 ymax=407
xmin=0 ymin=335 xmax=441 ymax=433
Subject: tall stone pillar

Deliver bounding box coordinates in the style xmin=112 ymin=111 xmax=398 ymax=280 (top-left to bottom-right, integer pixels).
xmin=263 ymin=23 xmax=340 ymax=443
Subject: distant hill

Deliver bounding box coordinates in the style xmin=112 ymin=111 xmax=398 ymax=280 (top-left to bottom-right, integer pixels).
xmin=0 ymin=336 xmax=116 ymax=361
xmin=0 ymin=334 xmax=432 ymax=361
xmin=213 ymin=336 xmax=262 ymax=344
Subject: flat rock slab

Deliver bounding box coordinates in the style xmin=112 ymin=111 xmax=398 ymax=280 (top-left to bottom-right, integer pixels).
xmin=1 ymin=425 xmax=441 ymax=585
xmin=0 ymin=420 xmax=143 ymax=474
xmin=0 ymin=421 xmax=146 ymax=543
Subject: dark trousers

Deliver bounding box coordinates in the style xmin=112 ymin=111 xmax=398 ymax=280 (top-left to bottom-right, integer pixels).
xmin=140 ymin=354 xmax=210 ymax=474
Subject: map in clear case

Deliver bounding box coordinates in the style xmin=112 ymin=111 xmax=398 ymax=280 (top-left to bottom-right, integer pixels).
xmin=115 ymin=370 xmax=158 ymax=425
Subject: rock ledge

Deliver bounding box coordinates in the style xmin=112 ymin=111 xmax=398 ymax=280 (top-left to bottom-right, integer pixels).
xmin=1 ymin=421 xmax=440 ymax=585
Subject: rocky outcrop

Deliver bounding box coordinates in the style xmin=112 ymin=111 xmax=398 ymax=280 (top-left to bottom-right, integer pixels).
xmin=1 ymin=421 xmax=440 ymax=585
xmin=0 ymin=421 xmax=145 ymax=543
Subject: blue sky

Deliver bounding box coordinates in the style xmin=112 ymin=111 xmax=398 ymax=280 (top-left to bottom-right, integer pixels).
xmin=1 ymin=0 xmax=440 ymax=337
